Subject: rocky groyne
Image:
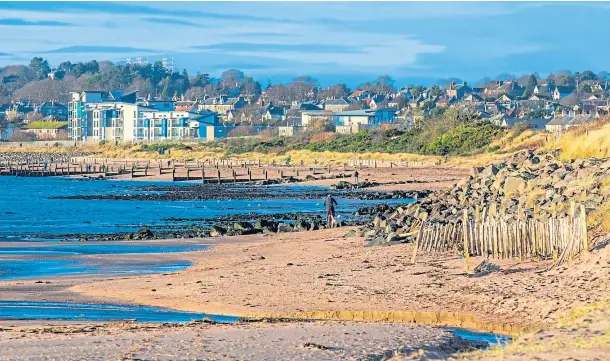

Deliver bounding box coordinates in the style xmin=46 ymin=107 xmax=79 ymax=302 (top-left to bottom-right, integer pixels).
xmin=361 ymin=150 xmax=610 ymax=246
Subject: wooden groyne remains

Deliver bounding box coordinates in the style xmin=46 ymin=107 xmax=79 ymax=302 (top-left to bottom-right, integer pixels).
xmin=0 ymin=157 xmax=357 ymax=183
xmin=412 ymin=202 xmax=588 ymax=268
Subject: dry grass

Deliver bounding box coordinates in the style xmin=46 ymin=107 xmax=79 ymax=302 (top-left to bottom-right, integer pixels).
xmin=466 ymin=302 xmax=610 ymax=359
xmin=588 ymin=201 xmax=610 ymax=232
xmin=4 ymin=119 xmax=609 ymax=168
xmin=546 ymin=117 xmax=610 ymax=161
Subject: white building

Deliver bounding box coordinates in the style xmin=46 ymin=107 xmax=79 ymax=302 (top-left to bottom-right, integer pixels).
xmin=69 ymin=90 xmax=217 ymax=143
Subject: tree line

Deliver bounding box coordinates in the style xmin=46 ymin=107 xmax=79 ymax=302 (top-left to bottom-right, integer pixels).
xmin=1 ymin=57 xmax=609 ymax=106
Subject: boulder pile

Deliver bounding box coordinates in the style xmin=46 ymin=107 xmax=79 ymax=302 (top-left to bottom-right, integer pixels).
xmin=208 ymin=217 xmax=331 ymax=237
xmin=361 ymin=150 xmax=610 ymax=246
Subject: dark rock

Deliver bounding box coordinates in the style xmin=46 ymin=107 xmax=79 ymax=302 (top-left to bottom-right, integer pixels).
xmin=209 ymin=225 xmax=227 ymax=237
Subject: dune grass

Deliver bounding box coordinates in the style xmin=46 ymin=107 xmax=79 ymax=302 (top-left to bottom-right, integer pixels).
xmin=545 ymin=117 xmax=610 ymax=160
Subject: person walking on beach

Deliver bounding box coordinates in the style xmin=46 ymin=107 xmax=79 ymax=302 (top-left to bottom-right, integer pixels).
xmin=353 ymin=170 xmax=359 ymax=184
xmin=325 ymin=194 xmax=338 ymax=228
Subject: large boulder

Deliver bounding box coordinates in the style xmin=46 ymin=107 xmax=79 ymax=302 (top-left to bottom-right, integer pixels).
xmin=234 ymin=222 xmax=254 ymax=231
xmin=481 ymin=165 xmax=499 ymax=178
xmin=255 ymin=219 xmax=276 ymax=230
xmin=133 ymin=227 xmax=154 ymax=240
xmin=277 ymin=223 xmax=294 ymax=233
xmin=503 ymin=176 xmax=526 ymax=195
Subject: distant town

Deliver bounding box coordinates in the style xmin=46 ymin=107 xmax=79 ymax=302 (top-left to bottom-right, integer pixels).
xmin=0 ymin=57 xmax=608 ymax=143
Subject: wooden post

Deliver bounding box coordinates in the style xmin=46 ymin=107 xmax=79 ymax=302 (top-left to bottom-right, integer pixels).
xmin=463 ymin=209 xmax=470 ymax=273
xmin=186 ymin=168 xmax=190 ymax=181
xmin=233 ymin=170 xmax=236 ymax=183
xmin=580 ymin=204 xmax=588 ymax=256
xmin=411 ymin=227 xmax=423 ymax=264
xmin=202 ymin=166 xmax=205 ymax=184
xmin=172 ymin=168 xmax=176 ymax=182
xmin=217 ymin=169 xmax=221 ymax=184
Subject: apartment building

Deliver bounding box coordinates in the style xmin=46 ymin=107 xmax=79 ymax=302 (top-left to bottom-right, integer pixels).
xmin=69 ymin=90 xmax=218 ymax=143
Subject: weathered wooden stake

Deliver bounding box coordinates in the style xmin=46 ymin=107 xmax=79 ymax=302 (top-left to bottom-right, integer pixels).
xmin=580 ymin=204 xmax=588 ymax=256
xmin=462 ymin=209 xmax=470 ymax=273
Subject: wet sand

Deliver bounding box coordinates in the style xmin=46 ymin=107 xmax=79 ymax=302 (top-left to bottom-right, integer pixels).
xmin=0 ymin=320 xmax=479 ymax=361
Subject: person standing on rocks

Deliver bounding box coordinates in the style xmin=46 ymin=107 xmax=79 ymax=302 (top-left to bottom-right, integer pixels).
xmin=325 ymin=194 xmax=338 ymax=228
xmin=354 ymin=170 xmax=359 ymax=184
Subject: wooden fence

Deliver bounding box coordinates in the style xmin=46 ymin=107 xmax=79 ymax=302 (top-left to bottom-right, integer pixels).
xmin=412 ymin=203 xmax=588 ymax=269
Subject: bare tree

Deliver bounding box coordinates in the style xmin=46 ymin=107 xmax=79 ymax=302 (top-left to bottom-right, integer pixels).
xmin=12 ymin=78 xmax=70 ymax=103
xmin=318 ymin=83 xmax=350 ymax=100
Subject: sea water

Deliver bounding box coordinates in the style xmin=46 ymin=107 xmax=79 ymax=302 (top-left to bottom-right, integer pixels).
xmin=0 ymin=176 xmax=406 ymax=241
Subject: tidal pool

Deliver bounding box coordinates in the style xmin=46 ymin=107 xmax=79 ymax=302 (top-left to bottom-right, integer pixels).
xmin=0 ymin=301 xmax=238 ymax=323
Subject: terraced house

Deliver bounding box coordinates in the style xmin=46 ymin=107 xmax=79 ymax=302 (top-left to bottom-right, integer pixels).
xmin=68 ymin=90 xmax=218 ymax=143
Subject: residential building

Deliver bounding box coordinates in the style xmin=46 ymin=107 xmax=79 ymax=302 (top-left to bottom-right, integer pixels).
xmin=68 ymin=90 xmax=138 ymax=142
xmin=553 ymin=86 xmax=576 ymax=100
xmin=36 ymin=101 xmax=68 ymax=121
xmin=198 ymin=96 xmax=245 ymax=113
xmin=565 ymin=114 xmax=594 ymax=130
xmin=262 ymin=104 xmax=287 ymax=122
xmin=545 ymin=115 xmax=573 ymax=134
xmin=368 ymin=94 xmax=387 ymax=109
xmin=68 ymin=90 xmax=215 ymax=143
xmin=139 ymin=99 xmax=175 ymax=111
xmin=298 ymin=102 xmax=322 ymax=111
xmin=333 ymin=108 xmax=396 ymax=134
xmin=349 ymin=90 xmax=369 ymax=101
xmin=463 ymin=93 xmax=483 ymax=103
xmin=446 ymin=82 xmax=472 ymax=100
xmin=174 ymin=101 xmax=199 ymax=112
xmin=533 ymin=85 xmax=553 ymax=96
xmin=301 ymin=110 xmax=335 ymax=127
xmin=278 ymin=126 xmax=306 ymax=137
xmin=324 ymin=97 xmax=353 ymax=112
xmin=5 ymin=102 xmax=34 ymax=120
xmin=495 ymin=117 xmax=547 ymax=130
xmin=484 ymin=81 xmax=525 ymax=99
xmin=27 ymin=121 xmax=69 ymax=140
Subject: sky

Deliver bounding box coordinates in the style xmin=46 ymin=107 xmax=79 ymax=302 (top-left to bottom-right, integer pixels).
xmin=0 ymin=1 xmax=609 ymax=87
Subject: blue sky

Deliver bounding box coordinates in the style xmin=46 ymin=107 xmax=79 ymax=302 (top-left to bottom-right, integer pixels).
xmin=0 ymin=1 xmax=609 ymax=86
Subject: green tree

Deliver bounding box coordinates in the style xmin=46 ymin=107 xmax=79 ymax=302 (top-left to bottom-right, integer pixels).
xmin=191 ymin=72 xmax=210 ymax=88
xmin=429 ymin=85 xmax=443 ymax=97
xmin=525 ymin=74 xmax=538 ymax=96
xmin=409 ymin=85 xmax=424 ymax=99
xmin=57 ymin=61 xmax=73 ymax=72
xmin=581 ymin=84 xmax=593 ymax=93
xmin=579 ymin=70 xmax=596 ymax=81
xmin=28 ymin=57 xmax=51 ymax=80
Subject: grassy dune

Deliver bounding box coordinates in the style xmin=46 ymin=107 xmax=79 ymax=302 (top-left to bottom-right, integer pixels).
xmin=545 ymin=118 xmax=610 ymax=160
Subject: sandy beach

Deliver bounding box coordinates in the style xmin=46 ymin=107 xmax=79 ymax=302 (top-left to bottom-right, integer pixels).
xmin=72 ymin=228 xmax=610 ymax=332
